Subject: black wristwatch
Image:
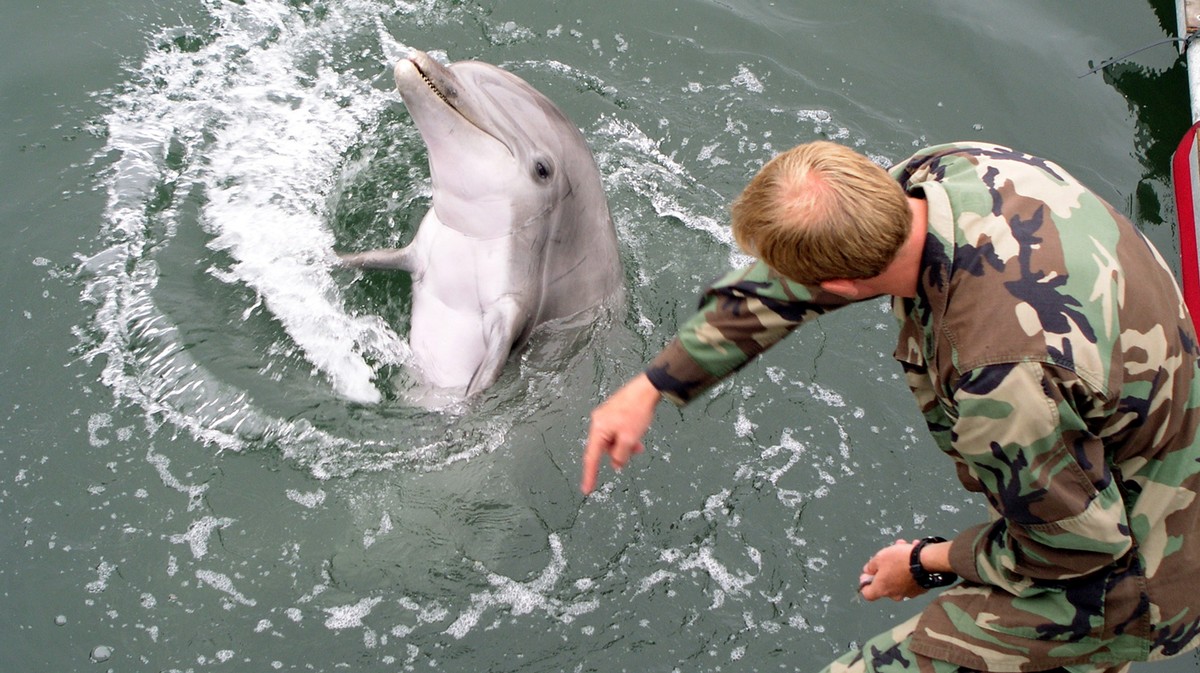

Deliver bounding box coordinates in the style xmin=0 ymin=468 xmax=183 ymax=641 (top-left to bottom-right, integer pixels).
xmin=909 ymin=536 xmax=958 ymax=589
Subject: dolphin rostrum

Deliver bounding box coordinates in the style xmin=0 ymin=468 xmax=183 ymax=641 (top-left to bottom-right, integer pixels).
xmin=339 ymin=50 xmax=622 ymax=397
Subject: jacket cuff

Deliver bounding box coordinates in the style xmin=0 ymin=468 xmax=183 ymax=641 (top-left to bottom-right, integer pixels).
xmin=645 ymin=338 xmax=722 ymax=406
xmin=948 ymin=522 xmax=990 ymax=585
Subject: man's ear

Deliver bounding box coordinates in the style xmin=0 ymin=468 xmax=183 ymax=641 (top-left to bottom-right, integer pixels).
xmin=818 ymin=278 xmax=862 ymax=299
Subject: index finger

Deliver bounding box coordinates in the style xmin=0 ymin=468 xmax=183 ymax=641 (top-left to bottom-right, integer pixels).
xmin=580 ymin=427 xmax=612 ymax=495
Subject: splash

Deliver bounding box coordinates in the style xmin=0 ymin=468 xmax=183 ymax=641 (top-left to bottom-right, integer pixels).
xmin=87 ymin=0 xmax=407 ymax=407
xmin=79 ymin=0 xmax=767 ymax=481
xmin=79 ymin=0 xmax=464 ymax=476
xmin=443 ymin=534 xmax=598 ymax=639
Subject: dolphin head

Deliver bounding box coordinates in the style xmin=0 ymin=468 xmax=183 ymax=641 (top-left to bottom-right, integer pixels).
xmin=393 ymin=50 xmax=602 ymax=240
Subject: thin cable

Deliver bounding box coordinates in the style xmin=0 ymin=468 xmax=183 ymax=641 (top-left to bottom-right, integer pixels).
xmin=1079 ymin=34 xmax=1193 ymax=78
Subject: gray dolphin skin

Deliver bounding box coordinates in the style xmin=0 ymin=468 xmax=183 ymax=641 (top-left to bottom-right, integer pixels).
xmin=339 ymin=50 xmax=622 ymax=397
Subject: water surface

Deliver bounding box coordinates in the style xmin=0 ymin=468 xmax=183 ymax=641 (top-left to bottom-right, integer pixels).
xmin=2 ymin=0 xmax=1197 ymax=671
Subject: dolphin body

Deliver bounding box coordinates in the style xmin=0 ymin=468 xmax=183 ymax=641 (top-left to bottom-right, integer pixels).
xmin=339 ymin=51 xmax=622 ymax=397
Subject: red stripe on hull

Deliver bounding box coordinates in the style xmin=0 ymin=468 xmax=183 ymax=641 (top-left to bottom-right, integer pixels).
xmin=1172 ymin=121 xmax=1200 ymax=333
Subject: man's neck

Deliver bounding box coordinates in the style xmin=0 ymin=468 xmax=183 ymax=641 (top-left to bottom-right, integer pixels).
xmin=888 ymin=196 xmax=928 ymax=299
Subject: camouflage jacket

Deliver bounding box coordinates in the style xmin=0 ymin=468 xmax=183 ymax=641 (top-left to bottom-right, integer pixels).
xmin=645 ymin=143 xmax=1200 ymax=671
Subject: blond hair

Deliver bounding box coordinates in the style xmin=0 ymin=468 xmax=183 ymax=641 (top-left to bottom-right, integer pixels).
xmin=731 ymin=141 xmax=911 ymax=285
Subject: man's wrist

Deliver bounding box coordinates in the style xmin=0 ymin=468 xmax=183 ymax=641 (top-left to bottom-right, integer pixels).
xmin=910 ymin=537 xmax=958 ymax=589
xmin=627 ymin=372 xmax=663 ymax=404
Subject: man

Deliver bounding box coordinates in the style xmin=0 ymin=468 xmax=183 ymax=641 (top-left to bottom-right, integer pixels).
xmin=580 ymin=141 xmax=1200 ymax=673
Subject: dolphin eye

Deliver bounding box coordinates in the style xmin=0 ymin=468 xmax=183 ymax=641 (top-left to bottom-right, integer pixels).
xmin=533 ymin=160 xmax=553 ymax=181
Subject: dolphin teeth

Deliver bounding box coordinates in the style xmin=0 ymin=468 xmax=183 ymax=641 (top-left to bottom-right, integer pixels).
xmin=420 ymin=72 xmax=451 ymax=106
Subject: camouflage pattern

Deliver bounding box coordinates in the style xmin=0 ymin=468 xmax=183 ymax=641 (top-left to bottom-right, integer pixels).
xmin=645 ymin=143 xmax=1200 ymax=671
xmin=818 ymin=614 xmax=1131 ymax=673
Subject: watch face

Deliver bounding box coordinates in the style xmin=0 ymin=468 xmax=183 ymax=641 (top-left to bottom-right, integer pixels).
xmin=915 ymin=571 xmax=956 ymax=588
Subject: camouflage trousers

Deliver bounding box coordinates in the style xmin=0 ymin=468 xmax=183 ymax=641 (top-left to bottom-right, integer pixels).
xmin=819 ymin=614 xmax=1132 ymax=673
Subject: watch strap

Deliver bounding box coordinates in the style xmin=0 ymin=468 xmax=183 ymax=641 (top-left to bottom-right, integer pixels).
xmin=909 ymin=536 xmax=958 ymax=589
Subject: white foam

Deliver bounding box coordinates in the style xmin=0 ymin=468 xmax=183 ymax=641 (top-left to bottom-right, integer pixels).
xmin=635 ymin=569 xmax=676 ymax=596
xmin=195 ymin=569 xmax=257 ymax=607
xmin=169 ymin=516 xmax=235 ymax=559
xmin=87 ymin=413 xmax=112 ymax=447
xmin=323 ymin=596 xmax=384 ymax=630
xmin=805 ymin=383 xmax=846 ymax=408
xmin=146 ymin=449 xmax=208 ymax=511
xmin=677 ymin=544 xmax=757 ymax=596
xmin=444 ymin=534 xmax=596 ymax=639
xmin=731 ymin=64 xmax=764 ymax=93
xmin=362 ymin=512 xmax=392 ymax=548
xmin=285 ymin=489 xmax=327 ymax=509
xmin=86 ymin=560 xmax=117 ymax=594
xmin=733 ymin=407 xmax=757 ymax=438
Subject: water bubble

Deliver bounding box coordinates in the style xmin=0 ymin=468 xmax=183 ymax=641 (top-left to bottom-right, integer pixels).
xmin=54 ymin=615 xmax=67 ymax=626
xmin=90 ymin=645 xmax=113 ymax=662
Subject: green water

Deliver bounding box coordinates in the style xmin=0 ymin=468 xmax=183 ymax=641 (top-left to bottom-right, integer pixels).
xmin=2 ymin=0 xmax=1197 ymax=671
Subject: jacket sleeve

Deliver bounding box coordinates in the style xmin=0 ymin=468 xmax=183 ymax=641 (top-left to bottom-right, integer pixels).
xmin=644 ymin=261 xmax=856 ymax=405
xmin=945 ymin=361 xmax=1131 ymax=595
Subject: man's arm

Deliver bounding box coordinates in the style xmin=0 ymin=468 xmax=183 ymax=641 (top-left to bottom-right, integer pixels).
xmin=580 ymin=261 xmax=856 ymax=493
xmin=649 ymin=261 xmax=854 ymax=404
xmin=945 ymin=361 xmax=1130 ymax=593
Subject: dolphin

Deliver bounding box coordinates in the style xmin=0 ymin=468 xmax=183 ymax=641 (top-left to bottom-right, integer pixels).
xmin=339 ymin=50 xmax=622 ymax=397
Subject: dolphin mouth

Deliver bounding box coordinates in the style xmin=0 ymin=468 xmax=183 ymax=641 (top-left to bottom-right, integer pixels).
xmin=401 ymin=54 xmax=516 ymax=160
xmin=410 ymin=59 xmax=453 ymax=108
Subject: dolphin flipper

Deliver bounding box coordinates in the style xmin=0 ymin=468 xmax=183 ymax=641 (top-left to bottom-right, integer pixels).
xmin=466 ymin=297 xmax=526 ymax=396
xmin=337 ymin=246 xmax=418 ymax=273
